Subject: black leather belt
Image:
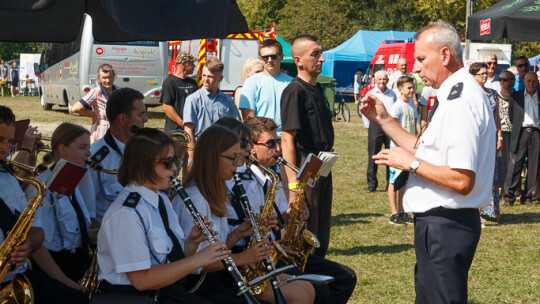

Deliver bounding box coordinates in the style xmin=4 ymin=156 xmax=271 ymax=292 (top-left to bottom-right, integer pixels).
xmin=524 ymin=127 xmax=539 ymax=132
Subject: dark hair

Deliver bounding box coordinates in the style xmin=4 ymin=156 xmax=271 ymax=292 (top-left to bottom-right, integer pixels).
xmin=244 ymin=117 xmax=278 ymax=141
xmin=397 ymin=76 xmax=415 ymax=89
xmin=50 ymin=122 xmax=90 ymax=161
xmin=184 ymin=125 xmax=239 ymax=217
xmin=290 ymin=35 xmax=319 ymax=56
xmin=214 ymin=117 xmax=249 ymax=139
xmin=118 ymin=127 xmax=175 ymax=187
xmin=515 ymin=56 xmax=529 ymax=65
xmin=0 ymin=105 xmax=15 ymax=125
xmin=106 ymin=88 xmax=144 ymax=124
xmin=469 ymin=62 xmax=488 ymax=76
xmin=259 ymin=39 xmax=283 ymax=56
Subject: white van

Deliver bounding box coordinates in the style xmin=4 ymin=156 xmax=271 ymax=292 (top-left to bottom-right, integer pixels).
xmin=35 ymin=14 xmax=168 ymax=112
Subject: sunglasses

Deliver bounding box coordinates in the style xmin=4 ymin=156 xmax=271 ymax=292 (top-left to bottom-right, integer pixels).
xmin=486 ymin=62 xmax=497 ymax=66
xmin=254 ymin=138 xmax=281 ymax=149
xmin=475 ymin=72 xmax=487 ymax=76
xmin=261 ymin=54 xmax=279 ymax=62
xmin=220 ymin=153 xmax=244 ymax=166
xmin=155 ymin=155 xmax=182 ymax=170
xmin=499 ymin=77 xmax=514 ymax=82
xmin=517 ymin=63 xmax=530 ymax=68
xmin=240 ymin=138 xmax=252 ymax=149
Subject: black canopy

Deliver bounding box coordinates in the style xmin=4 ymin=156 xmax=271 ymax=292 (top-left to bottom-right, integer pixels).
xmin=468 ymin=0 xmax=540 ymax=41
xmin=0 ymin=0 xmax=248 ymax=42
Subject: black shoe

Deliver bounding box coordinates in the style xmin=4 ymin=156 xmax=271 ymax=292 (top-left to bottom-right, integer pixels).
xmin=525 ymin=199 xmax=538 ymax=207
xmin=389 ymin=214 xmax=406 ymax=226
xmin=366 ymin=187 xmax=376 ymax=193
xmin=400 ymin=213 xmax=414 ymax=224
xmin=502 ymin=201 xmax=514 ymax=207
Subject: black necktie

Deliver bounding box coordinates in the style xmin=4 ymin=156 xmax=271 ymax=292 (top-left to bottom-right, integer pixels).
xmin=69 ymin=193 xmax=90 ymax=252
xmin=157 ymin=195 xmax=185 ymax=262
xmin=427 ymin=97 xmax=439 ymax=123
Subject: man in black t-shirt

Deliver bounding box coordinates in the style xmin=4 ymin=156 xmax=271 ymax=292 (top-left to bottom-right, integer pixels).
xmin=161 ymin=51 xmax=198 ymax=133
xmin=281 ymin=35 xmax=334 ymax=257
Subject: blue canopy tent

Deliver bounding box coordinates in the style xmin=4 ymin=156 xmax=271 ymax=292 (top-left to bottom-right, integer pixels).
xmin=322 ymin=30 xmax=416 ymax=88
xmin=529 ymin=54 xmax=540 ymax=72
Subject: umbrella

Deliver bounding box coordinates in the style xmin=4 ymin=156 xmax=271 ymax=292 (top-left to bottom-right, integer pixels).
xmin=467 ymin=0 xmax=540 ymax=41
xmin=0 ymin=0 xmax=248 ymax=42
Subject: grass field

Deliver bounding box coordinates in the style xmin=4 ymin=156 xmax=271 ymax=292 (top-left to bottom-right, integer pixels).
xmin=1 ymin=96 xmax=539 ymax=303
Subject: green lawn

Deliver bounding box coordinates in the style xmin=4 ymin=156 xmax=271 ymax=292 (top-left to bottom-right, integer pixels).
xmin=1 ymin=96 xmax=539 ymax=303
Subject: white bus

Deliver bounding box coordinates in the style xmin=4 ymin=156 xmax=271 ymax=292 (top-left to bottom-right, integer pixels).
xmin=35 ymin=14 xmax=168 ymax=112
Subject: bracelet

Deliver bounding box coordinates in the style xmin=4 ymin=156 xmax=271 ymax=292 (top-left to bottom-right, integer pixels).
xmin=497 ymin=137 xmax=503 ymax=141
xmin=19 ymin=148 xmax=32 ymax=153
xmin=233 ymin=229 xmax=241 ymax=240
xmin=288 ymin=182 xmax=299 ymax=189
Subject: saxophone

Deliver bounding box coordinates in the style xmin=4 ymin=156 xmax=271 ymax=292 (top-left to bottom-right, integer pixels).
xmin=0 ymin=159 xmax=46 ymax=304
xmin=77 ymin=247 xmax=100 ymax=294
xmin=232 ymin=165 xmax=287 ymax=302
xmin=275 ymin=157 xmax=320 ymax=272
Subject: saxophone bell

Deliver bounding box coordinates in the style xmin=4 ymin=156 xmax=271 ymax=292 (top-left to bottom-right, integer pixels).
xmin=0 ymin=273 xmax=34 ymax=304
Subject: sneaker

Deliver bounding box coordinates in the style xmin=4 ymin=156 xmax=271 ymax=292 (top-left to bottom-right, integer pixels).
xmin=400 ymin=213 xmax=414 ymax=224
xmin=389 ymin=214 xmax=406 ymax=226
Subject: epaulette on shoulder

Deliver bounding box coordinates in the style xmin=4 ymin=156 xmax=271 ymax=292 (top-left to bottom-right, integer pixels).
xmin=447 ymin=82 xmax=463 ymax=100
xmin=90 ymin=145 xmax=110 ymax=164
xmin=122 ymin=192 xmax=141 ymax=208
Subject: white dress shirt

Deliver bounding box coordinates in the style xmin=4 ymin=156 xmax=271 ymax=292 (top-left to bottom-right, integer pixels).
xmin=404 ymin=68 xmax=496 ymax=213
xmin=97 ymin=183 xmax=186 ymax=285
xmin=522 ymin=90 xmax=539 ymax=128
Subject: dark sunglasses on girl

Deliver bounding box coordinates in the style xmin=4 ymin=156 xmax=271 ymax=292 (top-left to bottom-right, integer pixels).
xmin=220 ymin=153 xmax=244 ymax=166
xmin=155 ymin=155 xmax=182 ymax=169
xmin=254 ymin=138 xmax=281 ymax=149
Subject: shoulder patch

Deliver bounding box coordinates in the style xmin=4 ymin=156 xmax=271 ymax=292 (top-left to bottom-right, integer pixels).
xmin=447 ymin=82 xmax=463 ymax=100
xmin=91 ymin=145 xmax=110 ymax=164
xmin=122 ymin=192 xmax=141 ymax=208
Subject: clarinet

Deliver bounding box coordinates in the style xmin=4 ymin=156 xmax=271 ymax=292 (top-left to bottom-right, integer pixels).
xmin=170 ymin=177 xmax=259 ymax=304
xmin=233 ymin=174 xmax=287 ymax=304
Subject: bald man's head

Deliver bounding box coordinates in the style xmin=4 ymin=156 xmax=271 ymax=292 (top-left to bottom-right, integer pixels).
xmin=291 ymin=35 xmax=318 ymax=57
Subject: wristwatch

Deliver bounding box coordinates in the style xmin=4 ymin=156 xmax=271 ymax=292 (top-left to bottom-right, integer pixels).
xmin=409 ymin=158 xmax=422 ymax=175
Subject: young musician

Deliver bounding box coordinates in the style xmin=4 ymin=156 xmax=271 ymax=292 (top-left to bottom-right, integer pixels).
xmin=244 ymin=117 xmax=356 ymax=304
xmin=25 ymin=123 xmax=95 ymax=289
xmin=175 ymin=123 xmax=315 ymax=304
xmin=0 ymin=105 xmax=88 ymax=303
xmin=81 ymin=87 xmax=148 ymax=224
xmin=97 ymin=127 xmax=228 ymax=304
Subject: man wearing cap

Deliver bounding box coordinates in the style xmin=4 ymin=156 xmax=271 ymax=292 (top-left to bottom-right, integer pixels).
xmin=161 ymin=51 xmax=198 ymax=133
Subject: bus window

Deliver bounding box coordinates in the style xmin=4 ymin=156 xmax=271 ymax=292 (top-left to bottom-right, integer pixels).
xmin=94 ymin=41 xmax=159 ymax=47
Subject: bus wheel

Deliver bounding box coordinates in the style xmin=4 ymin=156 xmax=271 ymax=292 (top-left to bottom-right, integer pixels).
xmin=41 ymin=94 xmax=52 ymax=110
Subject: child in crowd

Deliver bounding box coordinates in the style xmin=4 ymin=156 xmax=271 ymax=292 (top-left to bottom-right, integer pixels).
xmin=388 ymin=76 xmax=417 ymax=226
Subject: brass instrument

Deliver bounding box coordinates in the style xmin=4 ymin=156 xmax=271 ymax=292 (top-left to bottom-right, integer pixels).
xmin=0 ymin=159 xmax=47 ymax=304
xmin=243 ymin=157 xmax=288 ymax=297
xmin=0 ymin=273 xmax=33 ymax=304
xmin=275 ymin=156 xmax=320 ymax=271
xmin=169 ymin=130 xmax=190 ymax=179
xmin=33 ymin=135 xmax=53 ymax=176
xmin=85 ymin=160 xmax=118 ymax=175
xmin=78 ymin=248 xmax=101 ymax=294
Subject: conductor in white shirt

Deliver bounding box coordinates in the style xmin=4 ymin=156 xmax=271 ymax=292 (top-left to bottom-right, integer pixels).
xmin=361 ymin=22 xmax=495 ymax=304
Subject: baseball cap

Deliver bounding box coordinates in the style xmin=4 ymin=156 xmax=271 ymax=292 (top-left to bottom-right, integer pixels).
xmin=176 ymin=51 xmax=197 ymax=64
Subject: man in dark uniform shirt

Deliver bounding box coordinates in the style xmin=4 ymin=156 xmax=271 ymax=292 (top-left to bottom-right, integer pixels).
xmin=280 ymin=35 xmax=335 ymax=258
xmin=161 ymin=51 xmax=198 ymax=133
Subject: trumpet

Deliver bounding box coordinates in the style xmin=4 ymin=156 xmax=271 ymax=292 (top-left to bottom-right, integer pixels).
xmin=85 ymin=160 xmax=118 ymax=175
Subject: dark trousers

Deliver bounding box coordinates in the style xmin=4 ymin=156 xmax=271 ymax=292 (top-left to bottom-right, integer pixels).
xmin=278 ymin=259 xmax=330 ymax=304
xmin=0 ymin=269 xmax=89 ymax=304
xmin=497 ymin=131 xmax=511 ymax=189
xmin=303 ymin=254 xmax=356 ymax=304
xmin=281 ymin=150 xmax=333 ymax=258
xmin=49 ymin=248 xmax=91 ymax=282
xmin=413 ymin=208 xmax=481 ymax=304
xmin=367 ymin=123 xmax=390 ymax=190
xmin=504 ymin=127 xmax=540 ymax=202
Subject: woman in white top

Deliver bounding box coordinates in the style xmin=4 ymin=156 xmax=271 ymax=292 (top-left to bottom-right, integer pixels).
xmin=97 ymin=127 xmax=228 ymax=304
xmin=175 ymin=125 xmax=315 ymax=304
xmin=26 ymin=122 xmax=95 ymax=291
